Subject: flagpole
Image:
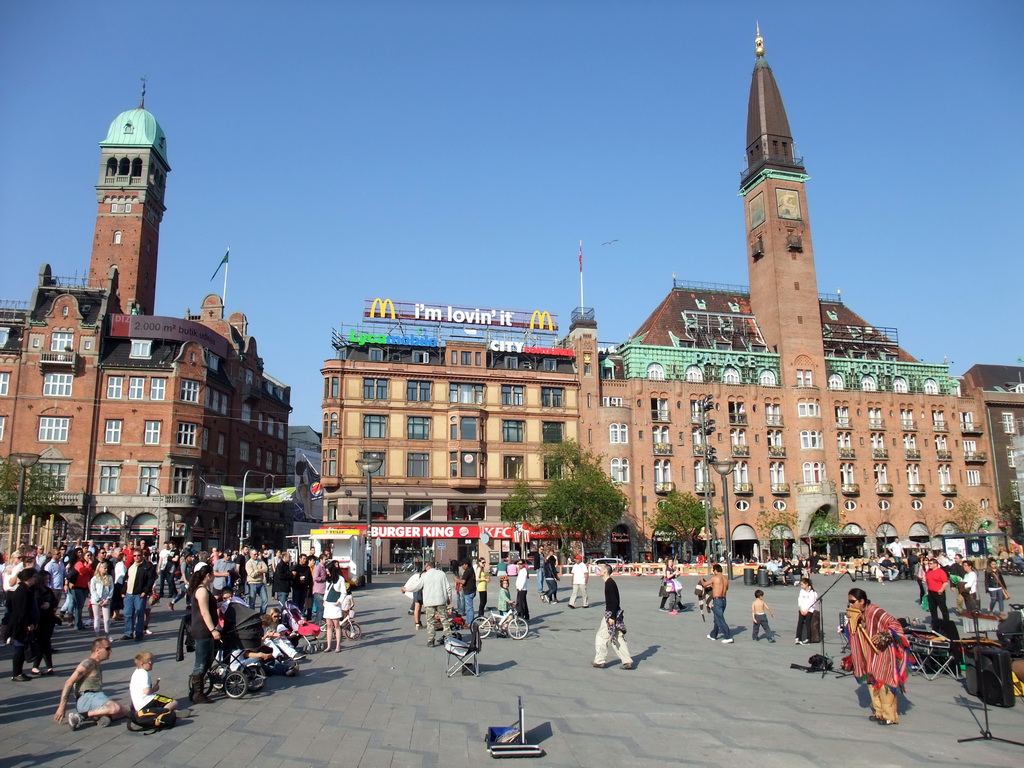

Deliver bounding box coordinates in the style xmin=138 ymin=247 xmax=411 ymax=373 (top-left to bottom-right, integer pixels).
xmin=579 ymin=240 xmax=585 ymax=308
xmin=222 ymin=247 xmax=230 ymax=307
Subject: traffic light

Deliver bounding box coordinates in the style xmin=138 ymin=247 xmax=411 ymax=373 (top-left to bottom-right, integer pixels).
xmin=699 ymin=395 xmax=714 ymax=412
xmin=706 ymin=446 xmax=718 ymax=464
xmin=703 ymin=418 xmax=716 ymax=436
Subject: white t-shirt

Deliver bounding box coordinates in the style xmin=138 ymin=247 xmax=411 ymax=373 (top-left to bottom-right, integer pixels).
xmin=130 ymin=667 xmax=155 ymax=710
xmin=515 ymin=567 xmax=528 ymax=592
xmin=963 ymin=570 xmax=978 ymax=596
xmin=571 ymin=563 xmax=589 ymax=585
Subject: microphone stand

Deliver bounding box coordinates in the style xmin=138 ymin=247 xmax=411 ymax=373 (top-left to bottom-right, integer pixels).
xmin=808 ymin=571 xmax=856 ymax=679
xmin=957 ymin=608 xmax=1023 ymax=747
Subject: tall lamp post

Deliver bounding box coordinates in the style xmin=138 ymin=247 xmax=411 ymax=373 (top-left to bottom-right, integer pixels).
xmin=240 ymin=469 xmax=276 ymax=550
xmin=9 ymin=453 xmax=40 ymax=553
xmin=709 ymin=459 xmax=738 ymax=580
xmin=355 ymin=455 xmax=383 ymax=585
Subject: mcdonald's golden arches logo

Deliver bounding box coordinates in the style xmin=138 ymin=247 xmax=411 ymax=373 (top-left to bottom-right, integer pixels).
xmin=528 ymin=310 xmax=554 ymax=331
xmin=368 ymin=298 xmax=396 ymax=319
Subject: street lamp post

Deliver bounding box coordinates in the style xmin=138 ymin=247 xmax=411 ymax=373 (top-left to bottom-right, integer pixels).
xmin=355 ymin=456 xmax=383 ymax=585
xmin=710 ymin=459 xmax=738 ymax=580
xmin=241 ymin=469 xmax=275 ymax=550
xmin=9 ymin=453 xmax=40 ymax=553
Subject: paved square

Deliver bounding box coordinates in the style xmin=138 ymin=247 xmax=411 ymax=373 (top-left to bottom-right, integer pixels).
xmin=1 ymin=572 xmax=1020 ymax=767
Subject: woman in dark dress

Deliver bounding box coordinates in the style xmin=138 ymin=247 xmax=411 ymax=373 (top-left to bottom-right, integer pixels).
xmin=31 ymin=569 xmax=60 ymax=675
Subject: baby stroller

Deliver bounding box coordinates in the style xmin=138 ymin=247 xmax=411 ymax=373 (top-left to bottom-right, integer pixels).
xmin=434 ymin=606 xmax=469 ymax=633
xmin=221 ymin=600 xmax=269 ymax=692
xmin=282 ymin=600 xmax=324 ymax=653
xmin=175 ymin=610 xmax=255 ymax=700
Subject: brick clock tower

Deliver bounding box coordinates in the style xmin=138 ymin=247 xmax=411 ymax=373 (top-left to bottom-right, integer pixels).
xmin=88 ymin=99 xmax=170 ymax=315
xmin=741 ymin=28 xmax=824 ymax=384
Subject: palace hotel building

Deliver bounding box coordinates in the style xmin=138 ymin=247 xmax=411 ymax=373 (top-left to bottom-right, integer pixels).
xmin=319 ymin=33 xmax=1013 ymax=566
xmin=0 ymin=102 xmax=291 ymax=550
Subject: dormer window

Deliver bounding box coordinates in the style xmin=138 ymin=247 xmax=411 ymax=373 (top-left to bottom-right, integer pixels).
xmin=728 ymin=302 xmax=740 ymax=312
xmin=694 ymin=299 xmax=706 ymax=310
xmin=130 ymin=339 xmax=152 ymax=359
xmin=123 ymin=122 xmax=134 ymax=134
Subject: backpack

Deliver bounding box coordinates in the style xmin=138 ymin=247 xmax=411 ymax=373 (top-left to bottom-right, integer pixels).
xmin=127 ymin=707 xmax=177 ymax=733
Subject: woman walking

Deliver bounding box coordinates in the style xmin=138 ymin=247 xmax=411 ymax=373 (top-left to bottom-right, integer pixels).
xmin=67 ymin=549 xmax=93 ymax=631
xmin=188 ymin=563 xmax=219 ymax=704
xmin=985 ymin=558 xmax=1010 ymax=617
xmin=10 ymin=569 xmax=39 ymax=681
xmin=476 ymin=558 xmax=490 ymax=615
xmin=322 ymin=563 xmax=348 ymax=653
xmin=659 ymin=559 xmax=678 ymax=612
xmin=542 ymin=552 xmax=560 ymax=604
xmin=31 ymin=569 xmax=60 ymax=675
xmin=89 ymin=562 xmax=114 ymax=640
xmin=795 ymin=577 xmax=818 ymax=644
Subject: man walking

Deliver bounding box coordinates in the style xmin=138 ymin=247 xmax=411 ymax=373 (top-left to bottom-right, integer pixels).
xmin=402 ymin=561 xmax=452 ymax=647
xmin=593 ymin=564 xmax=633 ymax=669
xmin=568 ymin=555 xmax=590 ymax=608
xmin=456 ymin=558 xmax=477 ymax=625
xmin=122 ymin=547 xmax=155 ymax=641
xmin=700 ymin=564 xmax=734 ymax=643
xmin=246 ymin=550 xmax=269 ymax=614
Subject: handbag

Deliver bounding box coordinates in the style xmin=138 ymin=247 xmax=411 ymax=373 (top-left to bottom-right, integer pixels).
xmin=325 ymin=582 xmax=341 ymax=603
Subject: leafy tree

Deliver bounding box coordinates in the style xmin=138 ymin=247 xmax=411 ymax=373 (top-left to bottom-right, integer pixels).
xmin=0 ymin=459 xmax=62 ymax=547
xmin=808 ymin=508 xmax=844 ymax=558
xmin=947 ymin=499 xmax=983 ymax=534
xmin=755 ymin=505 xmax=796 ymax=557
xmin=650 ymin=490 xmax=708 ymax=540
xmin=502 ymin=441 xmax=627 ymax=555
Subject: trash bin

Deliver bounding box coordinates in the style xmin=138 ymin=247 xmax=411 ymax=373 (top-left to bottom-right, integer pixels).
xmin=757 ymin=568 xmax=770 ymax=587
xmin=743 ymin=568 xmax=756 ymax=586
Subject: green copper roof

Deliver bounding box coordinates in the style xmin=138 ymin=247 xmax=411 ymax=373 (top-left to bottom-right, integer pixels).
xmin=99 ymin=108 xmax=168 ymax=164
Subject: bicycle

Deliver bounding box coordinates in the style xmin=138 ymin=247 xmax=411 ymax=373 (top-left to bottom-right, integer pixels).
xmin=319 ymin=613 xmax=362 ymax=641
xmin=473 ymin=608 xmax=528 ymax=640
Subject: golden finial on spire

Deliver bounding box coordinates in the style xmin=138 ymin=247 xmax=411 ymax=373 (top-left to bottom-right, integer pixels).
xmin=755 ymin=24 xmax=764 ymax=57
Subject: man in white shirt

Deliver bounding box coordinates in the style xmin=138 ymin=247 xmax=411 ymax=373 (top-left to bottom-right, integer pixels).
xmin=961 ymin=560 xmax=979 ymax=613
xmin=156 ymin=544 xmax=172 ymax=598
xmin=568 ymin=556 xmax=590 ymax=608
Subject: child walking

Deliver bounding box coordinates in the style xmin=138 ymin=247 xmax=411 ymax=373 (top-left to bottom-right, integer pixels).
xmin=751 ymin=589 xmax=776 ymax=642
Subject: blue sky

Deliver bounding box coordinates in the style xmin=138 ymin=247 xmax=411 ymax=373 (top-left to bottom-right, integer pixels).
xmin=1 ymin=2 xmax=1021 ymax=426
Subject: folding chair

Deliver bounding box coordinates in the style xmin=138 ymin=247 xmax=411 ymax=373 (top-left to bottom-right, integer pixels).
xmin=837 ymin=613 xmax=850 ymax=654
xmin=908 ymin=633 xmax=959 ymax=680
xmin=445 ymin=622 xmax=482 ymax=677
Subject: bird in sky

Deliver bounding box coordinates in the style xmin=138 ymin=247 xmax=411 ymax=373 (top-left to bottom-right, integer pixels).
xmin=602 ymin=240 xmax=618 ymax=246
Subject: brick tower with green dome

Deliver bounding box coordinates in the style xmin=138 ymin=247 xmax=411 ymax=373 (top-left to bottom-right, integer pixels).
xmin=87 ymin=96 xmax=170 ymax=315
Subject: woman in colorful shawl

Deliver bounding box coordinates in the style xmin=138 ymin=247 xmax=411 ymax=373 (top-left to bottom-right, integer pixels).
xmin=845 ymin=588 xmax=908 ymax=726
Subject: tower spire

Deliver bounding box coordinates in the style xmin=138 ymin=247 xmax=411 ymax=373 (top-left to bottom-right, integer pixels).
xmin=139 ymin=75 xmax=147 ymax=109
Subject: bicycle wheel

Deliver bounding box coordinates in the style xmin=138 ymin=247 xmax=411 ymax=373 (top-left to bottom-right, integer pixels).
xmin=247 ymin=664 xmax=267 ymax=692
xmin=473 ymin=615 xmax=493 ymax=639
xmin=343 ymin=621 xmax=362 ymax=641
xmin=508 ymin=617 xmax=528 ymax=640
xmin=223 ymin=670 xmax=249 ymax=699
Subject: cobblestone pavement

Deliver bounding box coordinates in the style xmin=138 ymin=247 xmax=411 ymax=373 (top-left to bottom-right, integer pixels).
xmin=0 ymin=572 xmax=1020 ymax=767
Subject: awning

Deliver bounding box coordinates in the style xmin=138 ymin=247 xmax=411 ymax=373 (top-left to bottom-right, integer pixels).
xmin=909 ymin=522 xmax=930 ymax=537
xmin=941 ymin=522 xmax=962 ymax=534
xmin=732 ymin=524 xmax=758 ymax=541
xmin=130 ymin=512 xmax=159 ymax=537
xmin=876 ymin=523 xmax=898 ymax=538
xmin=89 ymin=512 xmax=122 ymax=538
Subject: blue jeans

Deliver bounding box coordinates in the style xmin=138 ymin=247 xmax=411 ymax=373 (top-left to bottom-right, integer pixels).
xmin=275 ymin=591 xmax=289 ymax=608
xmin=710 ymin=597 xmax=732 ymax=640
xmin=72 ymin=587 xmax=88 ymax=629
xmin=123 ymin=594 xmax=146 ymax=638
xmin=312 ymin=593 xmax=324 ymax=624
xmin=192 ymin=637 xmax=215 ymax=676
xmin=462 ymin=592 xmax=476 ymax=625
xmin=988 ymin=588 xmax=1006 ymax=614
xmin=248 ymin=583 xmax=269 ymax=614
xmin=536 ymin=570 xmax=544 ymax=595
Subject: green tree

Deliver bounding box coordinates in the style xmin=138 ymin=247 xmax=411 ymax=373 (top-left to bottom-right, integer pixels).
xmin=808 ymin=508 xmax=843 ymax=558
xmin=650 ymin=490 xmax=708 ymax=540
xmin=948 ymin=499 xmax=983 ymax=534
xmin=0 ymin=459 xmax=62 ymax=547
xmin=755 ymin=505 xmax=797 ymax=557
xmin=502 ymin=441 xmax=627 ymax=555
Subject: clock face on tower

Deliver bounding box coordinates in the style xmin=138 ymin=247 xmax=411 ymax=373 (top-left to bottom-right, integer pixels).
xmin=776 ymin=189 xmax=801 ymax=220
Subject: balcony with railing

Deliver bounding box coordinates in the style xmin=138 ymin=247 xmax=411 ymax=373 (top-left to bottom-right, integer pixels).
xmin=731 ymin=444 xmax=750 ymax=458
xmin=768 ymin=445 xmax=787 ymax=458
xmin=654 ymin=482 xmax=675 ymax=494
xmin=960 ymin=422 xmax=983 ymax=435
xmin=53 ymin=491 xmax=86 ymax=507
xmin=695 ymin=482 xmax=716 ymax=496
xmin=841 ymin=483 xmax=860 ymax=495
xmin=875 ymin=483 xmax=894 ymax=495
xmin=693 ymin=444 xmax=709 ymax=457
xmin=936 ymin=449 xmax=952 ymax=461
xmin=964 ymin=451 xmax=987 ymax=463
xmin=651 ymin=409 xmax=671 ymax=423
xmin=940 ymin=484 xmax=958 ymax=495
xmin=908 ymin=484 xmax=926 ymax=495
xmin=868 ymin=419 xmax=885 ymax=429
xmin=733 ymin=482 xmax=753 ymax=495
xmin=871 ymin=448 xmax=889 ymax=460
xmin=901 ymin=420 xmax=917 ymax=431
xmin=835 ymin=418 xmax=851 ymax=429
xmin=39 ymin=351 xmax=78 ymax=368
xmin=728 ymin=413 xmax=748 ymax=426
xmin=905 ymin=449 xmax=921 ymax=461
xmin=765 ymin=416 xmax=784 ymax=427
xmin=838 ymin=447 xmax=856 ymax=459
xmin=653 ymin=443 xmax=673 ymax=456
xmin=770 ymin=482 xmax=790 ymax=495
xmin=932 ymin=421 xmax=948 ymax=432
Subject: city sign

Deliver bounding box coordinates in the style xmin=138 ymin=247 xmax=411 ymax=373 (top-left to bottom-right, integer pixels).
xmin=488 ymin=340 xmax=574 ymax=357
xmin=365 ymin=297 xmax=558 ymax=331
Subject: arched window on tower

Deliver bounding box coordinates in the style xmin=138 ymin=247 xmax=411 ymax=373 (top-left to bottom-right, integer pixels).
xmin=759 ymin=369 xmax=777 ymax=386
xmin=131 ymin=158 xmax=143 ymax=177
xmin=118 ymin=158 xmax=130 ymax=176
xmin=684 ymin=365 xmax=703 ymax=383
xmin=646 ymin=363 xmax=665 ymax=380
xmin=113 ymin=231 xmax=122 ymax=245
xmin=106 ymin=158 xmax=117 ymax=177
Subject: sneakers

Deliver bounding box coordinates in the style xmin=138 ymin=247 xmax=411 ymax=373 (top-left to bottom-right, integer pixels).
xmin=95 ymin=715 xmax=112 ymax=728
xmin=721 ymin=638 xmax=735 ymax=644
xmin=427 ymin=639 xmax=436 ymax=647
xmin=707 ymin=634 xmax=716 ymax=641
xmin=658 ymin=607 xmax=668 ymax=612
xmin=415 ymin=623 xmax=423 ymax=630
xmin=67 ymin=712 xmax=83 ymax=731
xmin=799 ymin=639 xmax=810 ymax=645
xmin=768 ymin=638 xmax=776 ymax=643
xmin=591 ymin=662 xmax=605 ymax=668
xmin=794 ymin=638 xmax=802 ymax=645
xmin=669 ymin=610 xmax=679 ymax=615
xmin=292 ymin=654 xmax=308 ymax=662
xmin=568 ymin=605 xmax=576 ymax=609
xmin=620 ymin=662 xmax=634 ymax=670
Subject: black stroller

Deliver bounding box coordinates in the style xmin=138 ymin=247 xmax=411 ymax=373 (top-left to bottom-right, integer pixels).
xmin=176 ymin=602 xmax=265 ymax=699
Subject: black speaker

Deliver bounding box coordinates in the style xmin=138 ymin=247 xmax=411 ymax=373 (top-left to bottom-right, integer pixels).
xmin=964 ymin=647 xmax=1015 ymax=708
xmin=932 ymin=617 xmax=960 ymax=640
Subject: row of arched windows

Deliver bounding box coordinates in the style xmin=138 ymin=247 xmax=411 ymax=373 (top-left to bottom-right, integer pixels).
xmin=106 ymin=157 xmax=143 ymax=178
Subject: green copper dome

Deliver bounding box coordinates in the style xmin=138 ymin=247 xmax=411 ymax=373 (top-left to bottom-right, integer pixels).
xmin=99 ymin=108 xmax=168 ymax=164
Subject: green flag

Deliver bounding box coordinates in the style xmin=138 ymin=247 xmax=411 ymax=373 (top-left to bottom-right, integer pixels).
xmin=210 ymin=248 xmax=230 ymax=281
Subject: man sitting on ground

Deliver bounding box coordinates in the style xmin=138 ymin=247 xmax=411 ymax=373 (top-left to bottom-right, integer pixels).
xmin=53 ymin=637 xmax=130 ymax=730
